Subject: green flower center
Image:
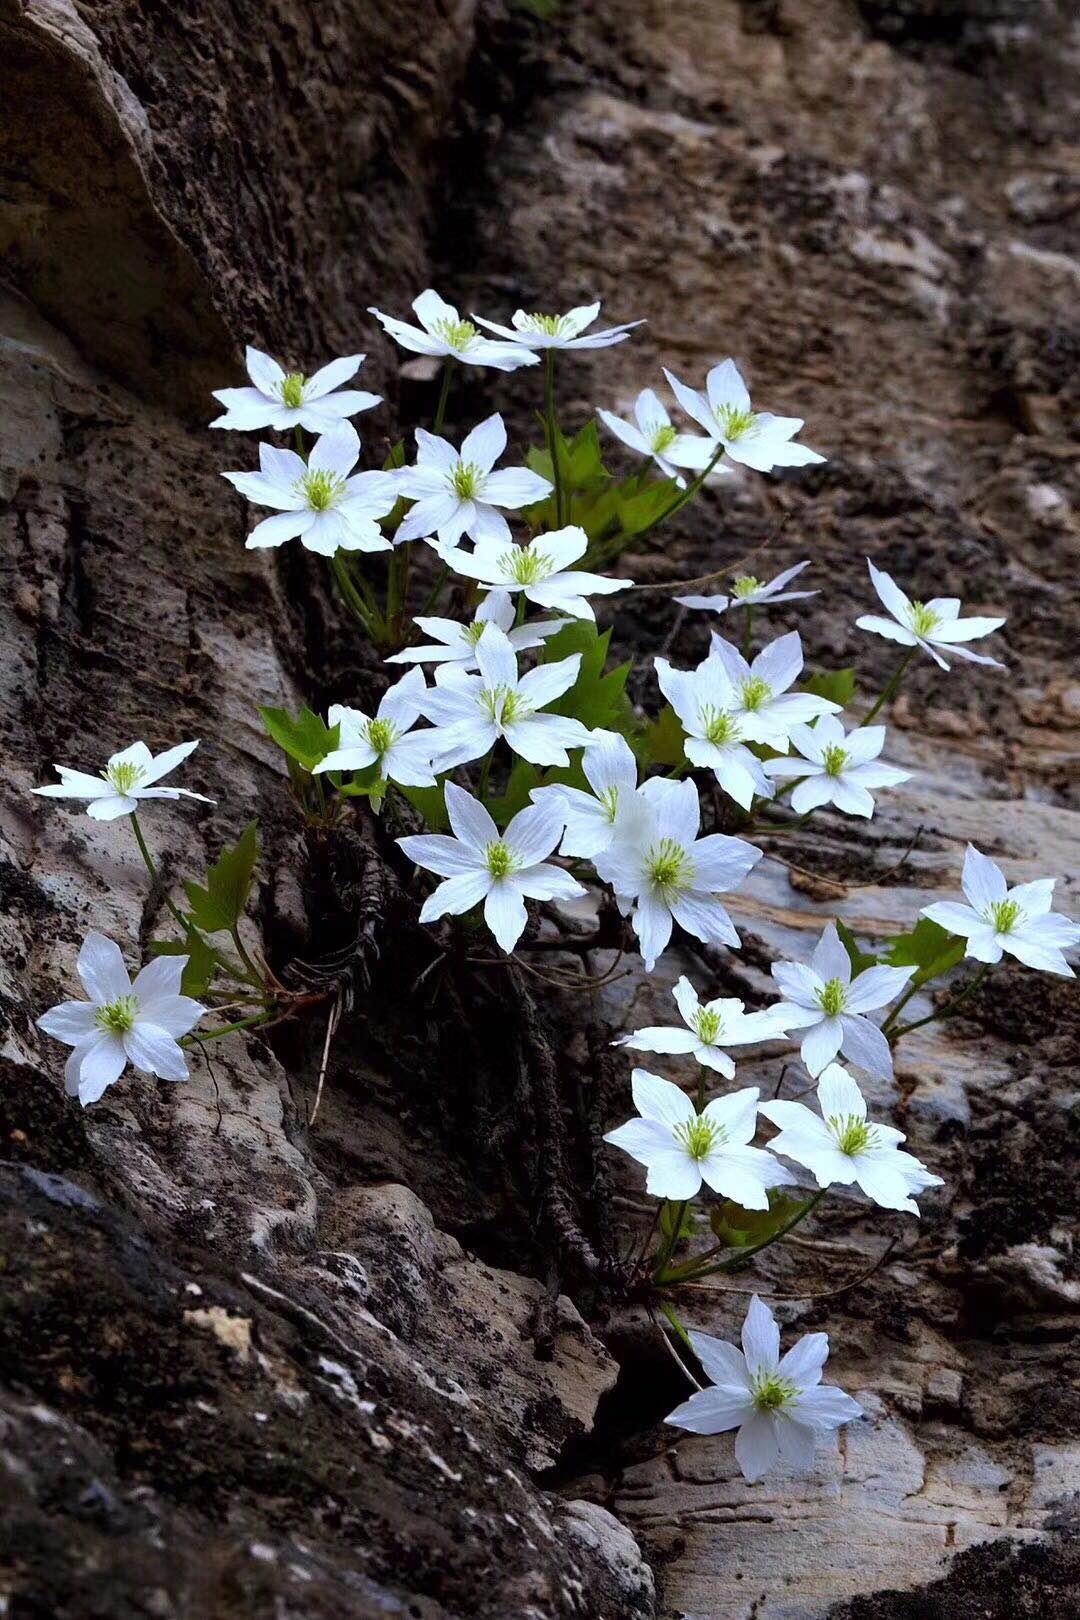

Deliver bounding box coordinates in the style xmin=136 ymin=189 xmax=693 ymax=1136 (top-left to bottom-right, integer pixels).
xmin=732 ymin=575 xmax=760 ymax=600
xmin=480 ymin=685 xmax=527 ymax=726
xmin=464 ymin=620 xmax=488 ymax=647
xmin=828 ymin=1113 xmax=874 ymax=1156
xmin=751 ymin=1372 xmax=797 ymax=1412
xmin=645 ymin=837 xmax=693 ymax=894
xmin=673 ymin=1114 xmax=724 ymax=1160
xmin=714 ymin=404 xmax=757 ymax=442
xmin=822 ymin=744 xmax=848 ymax=777
xmin=299 ymin=468 xmax=345 ymax=512
xmin=433 ymin=317 xmax=479 ymax=351
xmin=818 ymin=977 xmax=847 ymax=1017
xmin=95 ymin=994 xmax=138 ymax=1037
xmin=989 ymin=899 xmax=1021 ymax=934
xmin=105 ymin=760 xmax=146 ymax=795
xmin=908 ymin=601 xmax=940 ymax=638
xmin=695 ymin=1007 xmax=722 ymax=1045
xmin=740 ymin=675 xmax=772 ymax=712
xmin=700 ymin=704 xmax=738 ymax=747
xmin=598 ymin=785 xmax=620 ymax=823
xmin=366 ymin=718 xmax=396 ymax=756
xmin=484 ymin=840 xmax=518 ymax=879
xmin=497 ymin=546 xmax=553 ymax=586
xmin=279 ymin=372 xmax=306 ymax=408
xmin=651 ymin=424 xmax=678 ymax=454
xmin=521 ymin=313 xmax=568 ymax=336
xmin=451 ymin=461 xmax=483 ymax=500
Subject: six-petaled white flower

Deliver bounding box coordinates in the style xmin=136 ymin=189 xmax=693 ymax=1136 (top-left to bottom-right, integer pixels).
xmin=665 ymin=1295 xmax=862 ymax=1484
xmin=677 ymin=560 xmax=818 ymax=615
xmin=393 ymin=414 xmax=552 ymax=548
xmin=530 ymin=729 xmax=643 ymax=859
xmin=34 ymin=740 xmax=213 ymax=822
xmin=655 ymin=654 xmax=775 ymax=811
xmin=597 ymin=388 xmax=717 ymax=486
xmin=223 ymin=424 xmax=398 ymax=555
xmin=770 ymin=923 xmax=914 ymax=1079
xmin=614 ymin=976 xmax=796 ymax=1078
xmin=474 ymin=300 xmax=642 ymax=352
xmin=762 ymin=715 xmax=910 ymax=819
xmin=439 ymin=525 xmax=633 ymax=621
xmin=761 ymin=1063 xmax=942 ymax=1214
xmin=397 ymin=784 xmax=585 ymax=953
xmin=369 ymin=289 xmax=539 ymax=371
xmin=855 ymin=559 xmax=1006 ymax=670
xmin=706 ymin=631 xmax=842 ymax=749
xmin=36 ymin=933 xmax=205 ymax=1107
xmin=922 ymin=845 xmax=1079 ymax=978
xmin=385 ymin=589 xmax=566 ymax=669
xmin=210 ymin=347 xmax=381 ymax=434
xmin=593 ymin=778 xmax=762 ymax=971
xmin=313 ymin=668 xmax=436 ymax=788
xmin=664 ymin=359 xmax=824 ymax=473
xmin=604 ymin=1069 xmax=791 ymax=1205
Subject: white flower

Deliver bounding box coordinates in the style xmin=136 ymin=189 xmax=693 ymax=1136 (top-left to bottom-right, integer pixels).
xmin=385 ymin=589 xmax=565 ymax=669
xmin=36 ymin=933 xmax=205 ymax=1107
xmin=368 ymin=289 xmax=539 ymax=371
xmin=614 ymin=976 xmax=796 ymax=1078
xmin=770 ymin=923 xmax=914 ymax=1079
xmin=604 ymin=1069 xmax=790 ymax=1206
xmin=593 ymin=778 xmax=762 ymax=971
xmin=393 ymin=414 xmax=552 ymax=548
xmin=440 ymin=525 xmax=633 ymax=621
xmin=33 ymin=740 xmax=213 ymax=822
xmin=761 ymin=1064 xmax=942 ymax=1214
xmin=597 ymin=388 xmax=717 ymax=486
xmin=677 ymin=560 xmax=817 ymax=614
xmin=663 ymin=359 xmax=824 ymax=472
xmin=530 ymin=729 xmax=641 ymax=859
xmin=654 ymin=654 xmax=775 ymax=811
xmin=419 ymin=626 xmax=593 ymax=770
xmin=397 ymin=784 xmax=585 ymax=953
xmin=474 ymin=300 xmax=642 ymax=352
xmin=762 ymin=715 xmax=910 ymax=818
xmin=855 ymin=559 xmax=1006 ymax=670
xmin=665 ymin=1295 xmax=862 ymax=1484
xmin=922 ymin=844 xmax=1080 ymax=978
xmin=210 ymin=347 xmax=381 ymax=434
xmin=312 ymin=668 xmax=436 ymax=788
xmin=223 ymin=424 xmax=398 ymax=556
xmin=706 ymin=630 xmax=842 ymax=749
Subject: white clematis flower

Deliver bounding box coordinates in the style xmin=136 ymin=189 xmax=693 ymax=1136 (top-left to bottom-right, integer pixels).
xmin=706 ymin=631 xmax=843 ymax=749
xmin=762 ymin=715 xmax=910 ymax=818
xmin=593 ymin=778 xmax=762 ymax=971
xmin=33 ymin=740 xmax=213 ymax=822
xmin=604 ymin=1069 xmax=791 ymax=1206
xmin=393 ymin=414 xmax=552 ymax=548
xmin=677 ymin=560 xmax=817 ymax=614
xmin=223 ymin=424 xmax=398 ymax=556
xmin=385 ymin=589 xmax=565 ymax=669
xmin=663 ymin=359 xmax=824 ymax=473
xmin=474 ymin=300 xmax=642 ymax=352
xmin=654 ymin=654 xmax=775 ymax=811
xmin=665 ymin=1295 xmax=863 ymax=1484
xmin=368 ymin=289 xmax=538 ymax=371
xmin=614 ymin=976 xmax=796 ymax=1077
xmin=922 ymin=844 xmax=1080 ymax=978
xmin=439 ymin=525 xmax=633 ymax=621
xmin=855 ymin=559 xmax=1006 ymax=670
xmin=397 ymin=784 xmax=585 ymax=953
xmin=530 ymin=729 xmax=642 ymax=859
xmin=597 ymin=388 xmax=718 ymax=486
xmin=313 ymin=668 xmax=436 ymax=788
xmin=36 ymin=933 xmax=205 ymax=1107
xmin=419 ymin=626 xmax=593 ymax=770
xmin=770 ymin=923 xmax=914 ymax=1079
xmin=210 ymin=347 xmax=381 ymax=434
xmin=761 ymin=1064 xmax=942 ymax=1214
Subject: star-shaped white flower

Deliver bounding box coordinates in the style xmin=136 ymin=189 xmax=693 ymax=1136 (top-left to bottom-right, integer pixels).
xmin=313 ymin=668 xmax=436 ymax=788
xmin=677 ymin=560 xmax=817 ymax=614
xmin=614 ymin=976 xmax=796 ymax=1077
xmin=654 ymin=654 xmax=775 ymax=811
xmin=762 ymin=715 xmax=910 ymax=818
xmin=36 ymin=933 xmax=205 ymax=1107
xmin=385 ymin=588 xmax=566 ymax=669
xmin=397 ymin=784 xmax=585 ymax=953
xmin=604 ymin=1069 xmax=790 ymax=1206
xmin=223 ymin=424 xmax=398 ymax=556
xmin=419 ymin=625 xmax=593 ymax=770
xmin=597 ymin=388 xmax=718 ymax=486
xmin=761 ymin=1064 xmax=942 ymax=1214
xmin=210 ymin=347 xmax=381 ymax=434
xmin=530 ymin=729 xmax=642 ymax=859
xmin=856 ymin=559 xmax=1006 ymax=670
xmin=368 ymin=289 xmax=539 ymax=371
xmin=440 ymin=525 xmax=633 ymax=621
xmin=474 ymin=300 xmax=643 ymax=352
xmin=922 ymin=844 xmax=1079 ymax=978
xmin=665 ymin=1295 xmax=862 ymax=1484
xmin=593 ymin=778 xmax=762 ymax=971
xmin=393 ymin=414 xmax=552 ymax=548
xmin=664 ymin=359 xmax=824 ymax=473
xmin=770 ymin=923 xmax=914 ymax=1079
xmin=33 ymin=740 xmax=213 ymax=822
xmin=706 ymin=630 xmax=842 ymax=749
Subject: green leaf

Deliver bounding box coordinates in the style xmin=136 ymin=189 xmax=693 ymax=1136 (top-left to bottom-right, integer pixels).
xmin=149 ymin=934 xmax=223 ymax=998
xmin=836 ymin=918 xmax=880 ymax=975
xmin=486 ymin=759 xmax=543 ymax=830
xmin=660 ymin=1201 xmax=697 ymax=1246
xmin=885 ymin=917 xmax=966 ymax=986
xmin=542 ymin=620 xmax=632 ymax=733
xmin=709 ymin=1190 xmax=806 ymax=1249
xmin=399 ymin=781 xmax=448 ymax=832
xmin=183 ymin=821 xmax=259 ymax=934
xmin=636 ymin=704 xmax=685 ymax=767
xmin=260 ymin=705 xmax=339 ymax=773
xmin=803 ymin=668 xmax=857 ymax=708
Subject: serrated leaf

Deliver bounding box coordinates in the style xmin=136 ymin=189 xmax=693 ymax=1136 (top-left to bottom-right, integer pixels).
xmin=709 ymin=1190 xmax=807 ymax=1249
xmin=636 ymin=704 xmax=686 ymax=767
xmin=885 ymin=917 xmax=966 ymax=986
xmin=260 ymin=705 xmax=339 ymax=773
xmin=542 ymin=620 xmax=632 ymax=733
xmin=399 ymin=782 xmax=448 ymax=832
xmin=149 ymin=934 xmax=222 ymax=998
xmin=486 ymin=758 xmax=543 ymax=830
xmin=183 ymin=821 xmax=259 ymax=934
xmin=803 ymin=668 xmax=857 ymax=708
xmin=836 ymin=918 xmax=880 ymax=975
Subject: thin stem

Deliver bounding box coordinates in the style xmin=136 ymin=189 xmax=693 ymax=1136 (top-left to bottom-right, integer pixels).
xmin=433 ymin=358 xmax=455 ymax=435
xmin=185 ymin=1011 xmax=272 ymax=1044
xmin=331 ymin=554 xmax=375 ymax=633
xmin=654 ymin=1306 xmax=703 ymax=1390
xmin=652 ymin=1200 xmax=688 ymax=1279
xmin=230 ymin=925 xmax=265 ymax=991
xmin=294 ymin=425 xmax=305 ymax=456
xmin=880 ymin=976 xmax=921 ymax=1037
xmin=742 ymin=603 xmax=753 ymax=660
xmin=544 ymin=350 xmax=567 ymax=526
xmin=659 ymin=1189 xmax=826 ymax=1285
xmin=889 ymin=964 xmax=990 ymax=1041
xmin=131 ymin=813 xmax=190 ymax=933
xmin=419 ymin=562 xmax=449 ymax=617
xmin=478 ymin=745 xmax=495 ymax=803
xmin=863 ymin=648 xmax=915 ymax=724
xmin=636 ymin=443 xmax=725 ymax=541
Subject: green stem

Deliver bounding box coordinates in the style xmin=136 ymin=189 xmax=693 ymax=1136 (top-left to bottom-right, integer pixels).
xmin=659 ymin=1301 xmax=695 ymax=1354
xmin=863 ymin=648 xmax=915 ymax=724
xmin=131 ymin=813 xmax=190 ymax=933
xmin=637 ymin=443 xmax=725 ymax=541
xmin=658 ymin=1189 xmax=826 ymax=1285
xmin=544 ymin=350 xmax=568 ymax=527
xmin=294 ymin=425 xmax=305 ymax=457
xmin=331 ymin=554 xmax=379 ymax=637
xmin=880 ymin=977 xmax=921 ymax=1037
xmin=433 ymin=358 xmax=455 ymax=435
xmin=652 ymin=1200 xmax=688 ymax=1279
xmin=419 ymin=562 xmax=450 ymax=617
xmin=230 ymin=925 xmax=265 ymax=991
xmin=184 ymin=1011 xmax=273 ymax=1045
xmin=478 ymin=745 xmax=495 ymax=803
xmin=889 ymin=964 xmax=990 ymax=1042
xmin=742 ymin=603 xmax=753 ymax=660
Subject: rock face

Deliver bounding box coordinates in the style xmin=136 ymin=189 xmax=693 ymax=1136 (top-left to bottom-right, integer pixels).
xmin=1 ymin=0 xmax=1078 ymax=1617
